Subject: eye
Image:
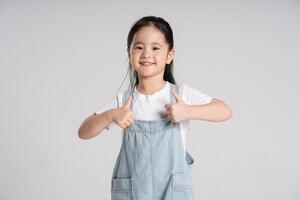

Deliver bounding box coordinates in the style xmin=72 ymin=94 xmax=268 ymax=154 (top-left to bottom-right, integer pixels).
xmin=134 ymin=46 xmax=143 ymax=50
xmin=153 ymin=47 xmax=160 ymax=51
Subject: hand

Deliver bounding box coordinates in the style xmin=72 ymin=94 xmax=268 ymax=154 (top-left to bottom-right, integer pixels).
xmin=112 ymin=96 xmax=135 ymax=129
xmin=165 ymin=91 xmax=190 ymax=123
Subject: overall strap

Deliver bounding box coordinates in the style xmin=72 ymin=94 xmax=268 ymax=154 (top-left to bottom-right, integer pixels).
xmin=122 ymin=86 xmax=134 ymax=111
xmin=169 ymin=82 xmax=180 ymax=104
xmin=168 ymin=83 xmax=181 ymax=129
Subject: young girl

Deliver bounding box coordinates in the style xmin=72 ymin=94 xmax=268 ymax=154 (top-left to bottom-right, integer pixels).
xmin=78 ymin=16 xmax=232 ymax=200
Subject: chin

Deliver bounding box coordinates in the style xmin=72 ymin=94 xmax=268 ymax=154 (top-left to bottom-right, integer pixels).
xmin=139 ymin=73 xmax=155 ymax=78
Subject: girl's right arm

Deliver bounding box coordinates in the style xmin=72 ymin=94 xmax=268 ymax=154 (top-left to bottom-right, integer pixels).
xmin=77 ymin=109 xmax=117 ymax=139
xmin=77 ymin=95 xmax=134 ymax=139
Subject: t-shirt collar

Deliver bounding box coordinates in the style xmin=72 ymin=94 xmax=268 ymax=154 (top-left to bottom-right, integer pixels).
xmin=134 ymin=81 xmax=169 ymax=100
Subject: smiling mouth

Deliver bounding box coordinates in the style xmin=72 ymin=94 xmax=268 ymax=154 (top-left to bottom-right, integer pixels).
xmin=140 ymin=62 xmax=155 ymax=66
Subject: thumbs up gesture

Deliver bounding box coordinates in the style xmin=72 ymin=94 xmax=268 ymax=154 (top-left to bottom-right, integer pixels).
xmin=112 ymin=96 xmax=135 ymax=129
xmin=165 ymin=91 xmax=190 ymax=123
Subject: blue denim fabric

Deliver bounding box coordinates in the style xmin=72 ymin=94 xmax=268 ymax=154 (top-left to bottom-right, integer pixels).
xmin=111 ymin=83 xmax=195 ymax=200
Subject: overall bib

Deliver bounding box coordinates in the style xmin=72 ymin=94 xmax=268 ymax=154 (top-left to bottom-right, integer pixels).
xmin=111 ymin=83 xmax=195 ymax=200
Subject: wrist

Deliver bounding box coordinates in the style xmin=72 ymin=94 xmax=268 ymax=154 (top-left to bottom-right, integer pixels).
xmin=185 ymin=105 xmax=194 ymax=120
xmin=106 ymin=109 xmax=116 ymax=123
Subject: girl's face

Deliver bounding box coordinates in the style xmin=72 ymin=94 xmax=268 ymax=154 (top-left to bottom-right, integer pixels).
xmin=128 ymin=25 xmax=174 ymax=80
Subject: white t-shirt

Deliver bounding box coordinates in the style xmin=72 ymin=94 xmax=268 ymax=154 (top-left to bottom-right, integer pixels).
xmin=95 ymin=81 xmax=213 ymax=154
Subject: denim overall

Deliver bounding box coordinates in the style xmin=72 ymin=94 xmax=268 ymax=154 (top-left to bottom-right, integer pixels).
xmin=111 ymin=83 xmax=195 ymax=200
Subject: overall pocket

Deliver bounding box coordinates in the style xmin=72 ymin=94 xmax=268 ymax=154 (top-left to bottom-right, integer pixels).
xmin=172 ymin=173 xmax=194 ymax=200
xmin=111 ymin=177 xmax=135 ymax=200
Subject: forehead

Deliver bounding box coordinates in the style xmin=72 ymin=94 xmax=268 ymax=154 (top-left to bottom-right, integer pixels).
xmin=132 ymin=26 xmax=167 ymax=46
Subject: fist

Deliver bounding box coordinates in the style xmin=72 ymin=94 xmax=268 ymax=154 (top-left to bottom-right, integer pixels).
xmin=165 ymin=91 xmax=190 ymax=123
xmin=112 ymin=96 xmax=135 ymax=129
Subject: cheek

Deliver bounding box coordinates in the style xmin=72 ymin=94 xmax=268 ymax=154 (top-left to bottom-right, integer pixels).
xmin=128 ymin=54 xmax=135 ymax=63
xmin=131 ymin=51 xmax=141 ymax=59
xmin=155 ymin=54 xmax=165 ymax=61
xmin=158 ymin=51 xmax=168 ymax=57
xmin=133 ymin=55 xmax=141 ymax=62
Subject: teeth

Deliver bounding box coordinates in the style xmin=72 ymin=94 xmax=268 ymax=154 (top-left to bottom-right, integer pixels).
xmin=141 ymin=62 xmax=153 ymax=65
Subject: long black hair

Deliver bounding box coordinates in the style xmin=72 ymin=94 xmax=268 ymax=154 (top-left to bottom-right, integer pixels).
xmin=123 ymin=16 xmax=176 ymax=92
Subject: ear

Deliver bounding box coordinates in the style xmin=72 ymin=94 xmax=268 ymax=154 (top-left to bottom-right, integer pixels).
xmin=166 ymin=48 xmax=175 ymax=64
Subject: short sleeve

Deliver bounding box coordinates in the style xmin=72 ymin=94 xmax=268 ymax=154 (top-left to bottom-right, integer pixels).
xmin=180 ymin=84 xmax=213 ymax=105
xmin=94 ymin=90 xmax=125 ymax=130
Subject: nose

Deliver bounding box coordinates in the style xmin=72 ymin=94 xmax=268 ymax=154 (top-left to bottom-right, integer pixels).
xmin=141 ymin=48 xmax=151 ymax=58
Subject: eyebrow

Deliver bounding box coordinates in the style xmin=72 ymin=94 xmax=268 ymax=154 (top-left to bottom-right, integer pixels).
xmin=133 ymin=42 xmax=162 ymax=47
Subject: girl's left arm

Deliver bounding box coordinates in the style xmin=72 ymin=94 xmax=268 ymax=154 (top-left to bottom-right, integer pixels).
xmin=187 ymin=98 xmax=233 ymax=122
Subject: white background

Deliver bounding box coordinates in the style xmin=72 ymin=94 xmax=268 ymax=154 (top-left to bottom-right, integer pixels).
xmin=1 ymin=0 xmax=299 ymax=199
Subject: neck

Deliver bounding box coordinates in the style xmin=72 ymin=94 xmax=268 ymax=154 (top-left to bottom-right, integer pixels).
xmin=136 ymin=76 xmax=167 ymax=95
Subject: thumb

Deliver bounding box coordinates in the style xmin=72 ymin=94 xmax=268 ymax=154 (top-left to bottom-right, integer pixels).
xmin=172 ymin=91 xmax=182 ymax=103
xmin=124 ymin=95 xmax=133 ymax=108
